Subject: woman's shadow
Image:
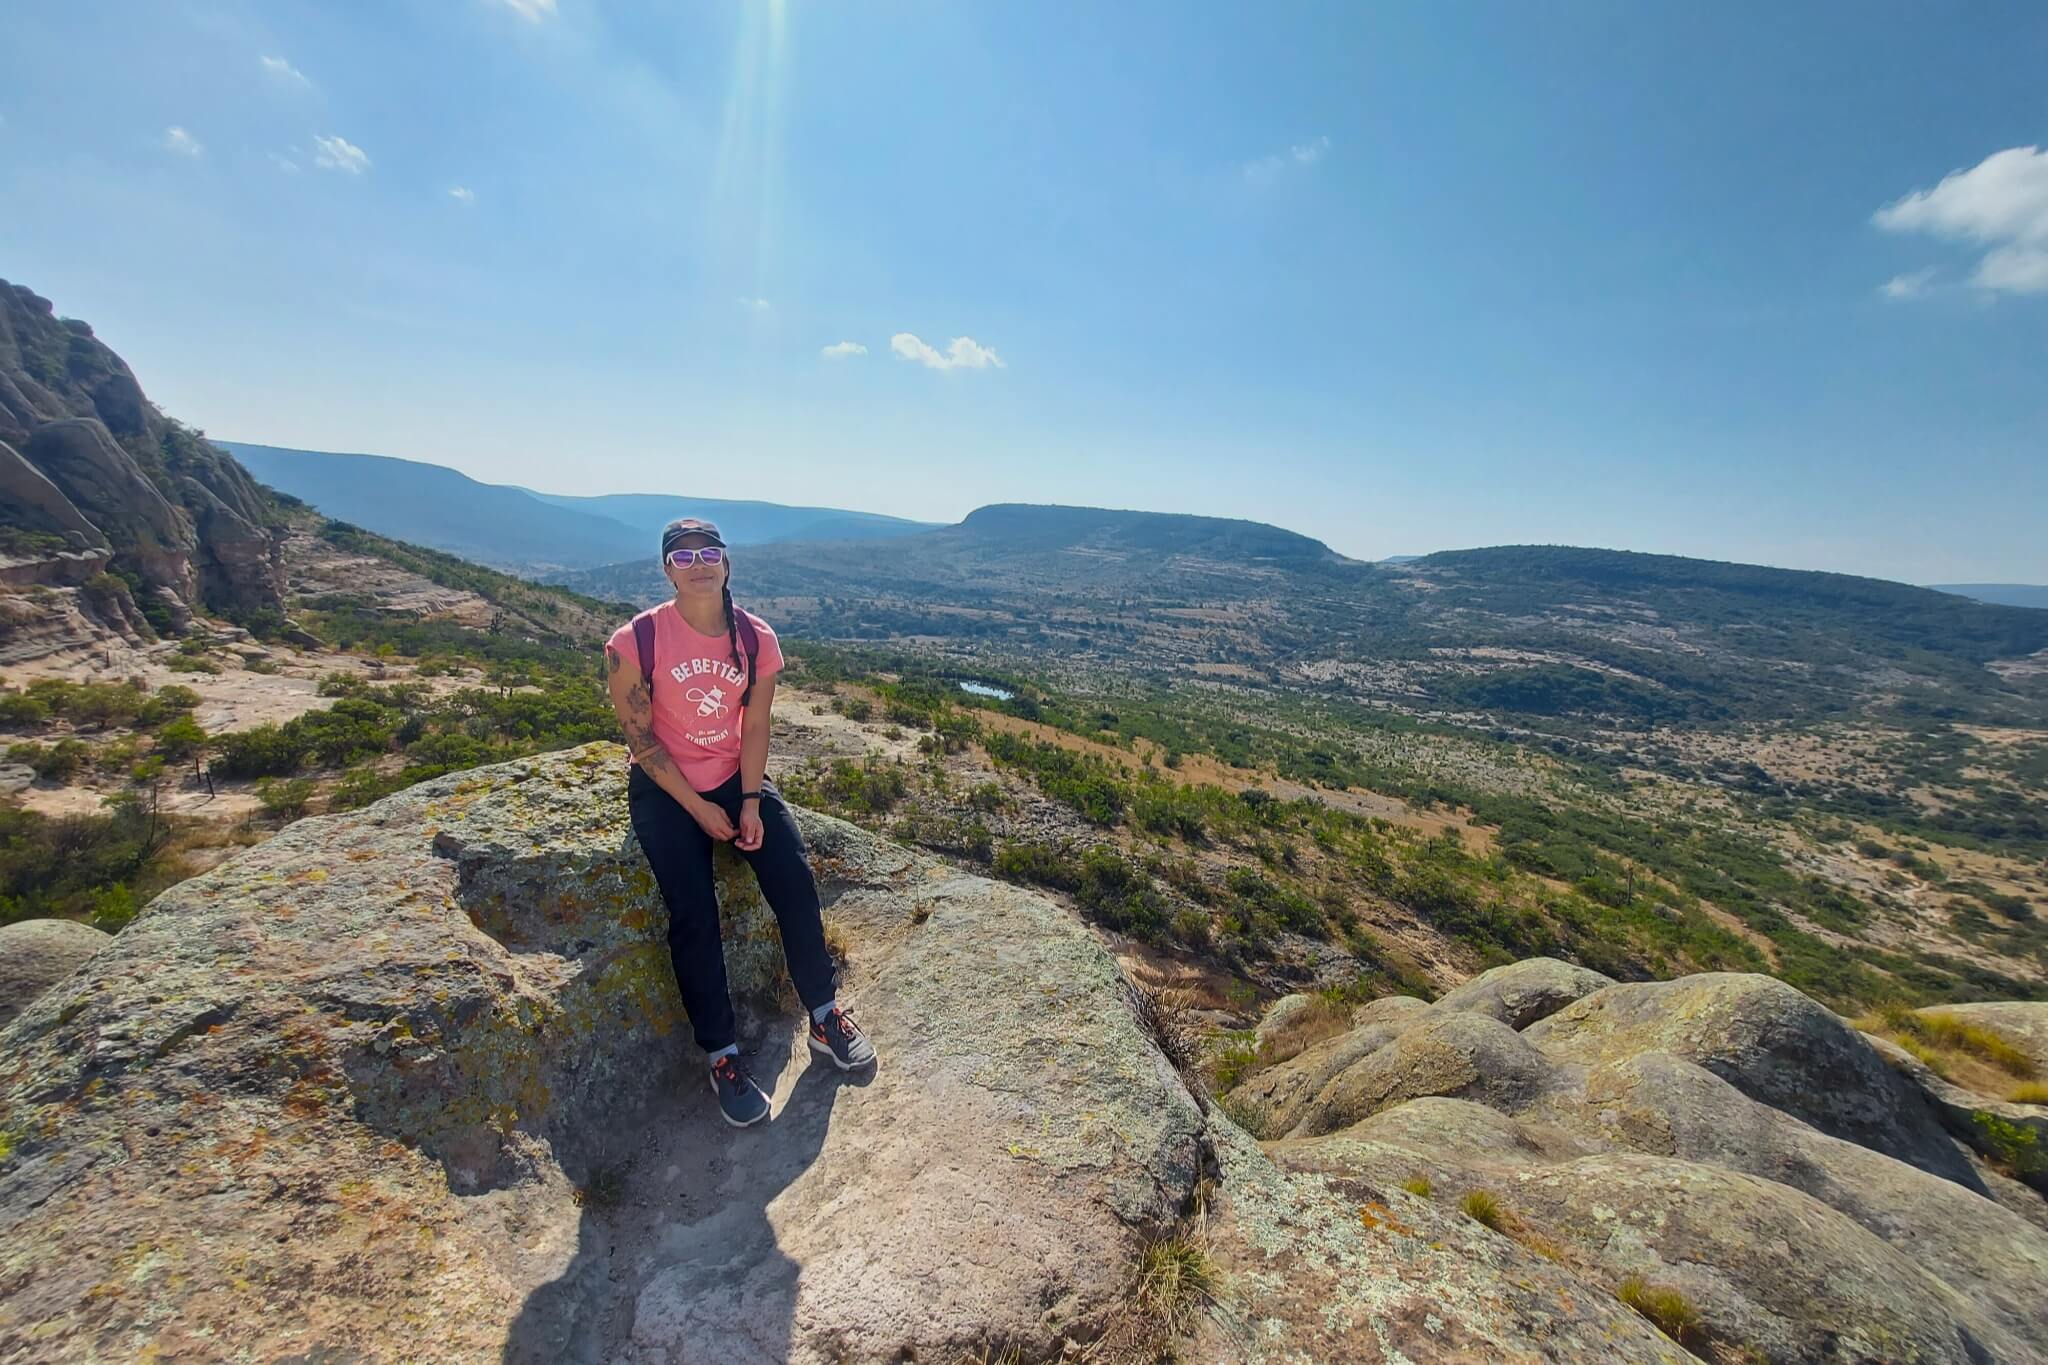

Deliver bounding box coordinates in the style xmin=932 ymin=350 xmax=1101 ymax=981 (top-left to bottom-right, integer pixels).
xmin=503 ymin=1015 xmax=870 ymax=1364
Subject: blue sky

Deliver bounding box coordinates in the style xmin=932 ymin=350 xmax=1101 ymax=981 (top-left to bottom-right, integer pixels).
xmin=3 ymin=2 xmax=2045 ymax=583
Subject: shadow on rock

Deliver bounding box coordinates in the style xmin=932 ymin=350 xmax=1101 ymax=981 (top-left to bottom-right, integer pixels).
xmin=504 ymin=1015 xmax=871 ymax=1365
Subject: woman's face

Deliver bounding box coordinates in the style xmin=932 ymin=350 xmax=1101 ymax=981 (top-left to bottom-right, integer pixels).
xmin=663 ymin=533 xmax=729 ymax=597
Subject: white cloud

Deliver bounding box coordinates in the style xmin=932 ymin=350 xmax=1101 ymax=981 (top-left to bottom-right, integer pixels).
xmin=449 ymin=185 xmax=477 ymax=204
xmin=890 ymin=332 xmax=1004 ymax=371
xmin=820 ymin=341 xmax=867 ymax=359
xmin=162 ymin=126 xmax=203 ymax=157
xmin=738 ymin=296 xmax=773 ymax=311
xmin=260 ymin=55 xmax=310 ymax=87
xmin=1245 ymin=135 xmax=1330 ymax=183
xmin=313 ymin=134 xmax=370 ymax=174
xmin=1874 ymin=146 xmax=2048 ymax=296
xmin=497 ymin=0 xmax=559 ymax=20
xmin=1880 ymin=267 xmax=1938 ymax=300
xmin=270 ymin=152 xmax=301 ymax=174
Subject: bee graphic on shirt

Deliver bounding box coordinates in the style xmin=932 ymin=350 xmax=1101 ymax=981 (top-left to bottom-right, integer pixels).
xmin=685 ymin=685 xmax=731 ymax=719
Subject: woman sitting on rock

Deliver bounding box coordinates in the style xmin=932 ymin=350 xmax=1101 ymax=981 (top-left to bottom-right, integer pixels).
xmin=604 ymin=517 xmax=876 ymax=1128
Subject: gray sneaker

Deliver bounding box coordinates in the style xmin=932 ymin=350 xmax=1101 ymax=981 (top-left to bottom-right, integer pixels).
xmin=807 ymin=1006 xmax=877 ymax=1071
xmin=709 ymin=1053 xmax=770 ymax=1127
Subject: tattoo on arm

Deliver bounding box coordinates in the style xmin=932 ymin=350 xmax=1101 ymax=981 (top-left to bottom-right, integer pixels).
xmin=605 ymin=645 xmax=622 ymax=677
xmin=617 ymin=678 xmax=685 ymax=785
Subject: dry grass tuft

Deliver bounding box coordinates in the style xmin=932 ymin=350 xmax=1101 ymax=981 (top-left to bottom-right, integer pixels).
xmin=1128 ymin=978 xmax=1205 ymax=1083
xmin=1860 ymin=1003 xmax=2037 ymax=1094
xmin=1917 ymin=1012 xmax=2036 ymax=1077
xmin=1459 ymin=1188 xmax=1506 ymax=1232
xmin=2010 ymin=1081 xmax=2048 ymax=1105
xmin=1133 ymin=1235 xmax=1218 ymax=1337
xmin=1400 ymin=1174 xmax=1433 ymax=1198
xmin=1617 ymin=1275 xmax=1705 ymax=1349
xmin=1255 ymin=996 xmax=1356 ymax=1069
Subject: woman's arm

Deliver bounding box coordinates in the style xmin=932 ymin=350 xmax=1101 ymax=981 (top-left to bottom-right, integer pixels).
xmin=605 ymin=642 xmax=734 ymax=839
xmin=735 ymin=674 xmax=777 ymax=850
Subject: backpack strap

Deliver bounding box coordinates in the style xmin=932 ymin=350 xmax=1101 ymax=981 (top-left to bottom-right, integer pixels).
xmin=733 ymin=608 xmax=760 ymax=709
xmin=631 ymin=609 xmax=658 ymax=694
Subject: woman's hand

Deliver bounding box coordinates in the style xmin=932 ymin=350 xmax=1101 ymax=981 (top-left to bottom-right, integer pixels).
xmin=736 ymin=800 xmax=765 ymax=851
xmin=688 ymin=797 xmax=737 ymax=842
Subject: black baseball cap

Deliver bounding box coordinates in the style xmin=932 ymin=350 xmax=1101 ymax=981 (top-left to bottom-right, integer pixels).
xmin=661 ymin=517 xmax=726 ymax=559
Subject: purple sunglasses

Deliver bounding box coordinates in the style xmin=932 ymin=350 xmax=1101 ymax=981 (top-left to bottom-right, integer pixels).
xmin=666 ymin=546 xmax=725 ymax=568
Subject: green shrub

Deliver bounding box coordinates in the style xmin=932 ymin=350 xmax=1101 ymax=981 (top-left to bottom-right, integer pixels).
xmin=1971 ymin=1110 xmax=2045 ymax=1177
xmin=0 ymin=692 xmax=50 ymax=727
xmin=1216 ymin=1092 xmax=1276 ymax=1139
xmin=1074 ymin=845 xmax=1169 ymax=940
xmin=136 ymin=685 xmax=201 ymax=726
xmin=154 ymin=716 xmax=207 ymax=761
xmin=992 ymin=839 xmax=1079 ymax=891
xmin=1400 ymin=1175 xmax=1433 ymax=1198
xmin=7 ymin=739 xmax=90 ymax=782
xmin=166 ymin=653 xmax=223 ymax=675
xmin=256 ymin=777 xmax=316 ymax=821
xmin=216 ymin=725 xmax=308 ymax=778
xmin=1209 ymin=1030 xmax=1260 ymax=1091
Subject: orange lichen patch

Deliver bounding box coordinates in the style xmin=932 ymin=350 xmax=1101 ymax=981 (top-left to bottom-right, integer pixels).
xmin=1357 ymin=1201 xmax=1418 ymax=1237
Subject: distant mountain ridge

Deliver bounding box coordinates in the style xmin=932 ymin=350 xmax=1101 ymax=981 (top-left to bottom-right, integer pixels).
xmin=1931 ymin=584 xmax=2048 ymax=611
xmin=521 ymin=490 xmax=935 ymax=547
xmin=222 ymin=442 xmax=936 ymax=574
xmin=221 ymin=443 xmax=646 ymax=573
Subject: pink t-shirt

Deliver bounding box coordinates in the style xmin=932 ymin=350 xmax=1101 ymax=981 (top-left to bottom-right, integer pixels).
xmin=607 ymin=602 xmax=785 ymax=791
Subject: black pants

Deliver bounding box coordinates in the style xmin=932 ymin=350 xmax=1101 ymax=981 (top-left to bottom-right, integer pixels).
xmin=627 ymin=767 xmax=837 ymax=1054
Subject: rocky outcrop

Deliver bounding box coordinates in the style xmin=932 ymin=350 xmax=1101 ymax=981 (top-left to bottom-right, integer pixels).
xmin=23 ymin=419 xmax=198 ymax=599
xmin=0 ymin=919 xmax=109 ymax=1030
xmin=1225 ymin=961 xmax=2048 ymax=1362
xmin=1429 ymin=955 xmax=1614 ymax=1029
xmin=0 ymin=439 xmax=105 ymax=552
xmin=0 ymin=279 xmax=285 ymax=631
xmin=0 ymin=744 xmax=1205 ymax=1363
xmin=11 ymin=756 xmax=2044 ymax=1363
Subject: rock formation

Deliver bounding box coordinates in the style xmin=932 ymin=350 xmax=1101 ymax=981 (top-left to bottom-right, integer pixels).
xmin=0 ymin=919 xmax=109 ymax=1030
xmin=5 ymin=755 xmax=2043 ymax=1362
xmin=1225 ymin=957 xmax=2048 ymax=1362
xmin=0 ymin=279 xmax=285 ymax=637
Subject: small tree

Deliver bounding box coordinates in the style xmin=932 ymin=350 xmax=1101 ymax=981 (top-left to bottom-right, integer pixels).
xmin=155 ymin=716 xmax=207 ymax=762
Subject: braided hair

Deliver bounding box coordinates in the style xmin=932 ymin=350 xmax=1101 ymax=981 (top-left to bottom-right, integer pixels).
xmin=721 ymin=575 xmax=754 ymax=709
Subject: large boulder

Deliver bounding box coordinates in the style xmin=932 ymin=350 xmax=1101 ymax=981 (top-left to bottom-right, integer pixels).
xmin=1281 ymin=1010 xmax=1569 ymax=1138
xmin=1427 ymin=956 xmax=1614 ymax=1030
xmin=0 ymin=744 xmax=1204 ymax=1364
xmin=1195 ymin=1112 xmax=1691 ymax=1364
xmin=0 ymin=919 xmax=109 ymax=1029
xmin=1220 ymin=956 xmax=2048 ymax=1363
xmin=1525 ymin=973 xmax=1977 ymax=1187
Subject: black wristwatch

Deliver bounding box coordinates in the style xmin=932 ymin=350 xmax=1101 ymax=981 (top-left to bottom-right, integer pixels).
xmin=740 ymin=790 xmax=763 ymax=803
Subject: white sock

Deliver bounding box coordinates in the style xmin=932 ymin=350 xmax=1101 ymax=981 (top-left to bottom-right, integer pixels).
xmin=811 ymin=1000 xmax=839 ymax=1024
